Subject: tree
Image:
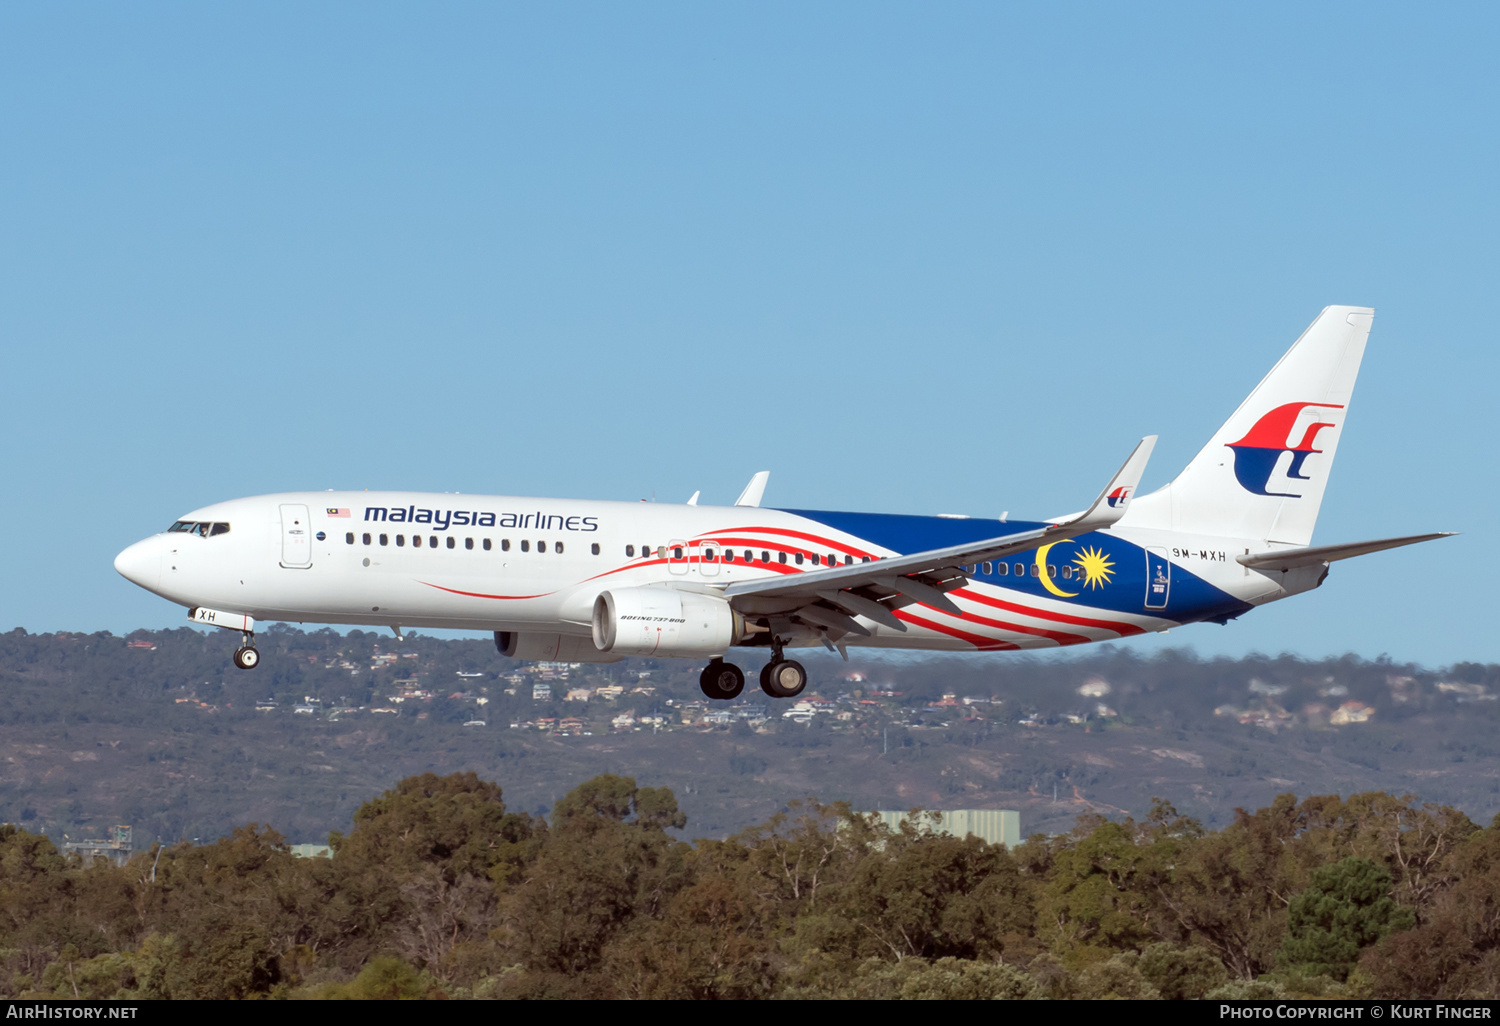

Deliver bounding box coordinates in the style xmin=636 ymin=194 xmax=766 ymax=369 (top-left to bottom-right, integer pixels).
xmin=1278 ymin=857 xmax=1415 ymax=980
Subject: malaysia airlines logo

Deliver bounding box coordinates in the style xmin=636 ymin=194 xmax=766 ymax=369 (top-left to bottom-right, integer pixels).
xmin=1106 ymin=486 xmax=1131 ymax=508
xmin=1226 ymin=401 xmax=1344 ymax=497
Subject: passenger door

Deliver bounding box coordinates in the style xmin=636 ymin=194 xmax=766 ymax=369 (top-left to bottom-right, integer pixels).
xmin=1144 ymin=547 xmax=1170 ymax=610
xmin=280 ymin=504 xmax=313 ymax=568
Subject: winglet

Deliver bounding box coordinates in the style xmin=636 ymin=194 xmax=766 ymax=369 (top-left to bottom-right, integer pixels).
xmin=686 ymin=490 xmax=700 ymax=506
xmin=735 ymin=471 xmax=770 ymax=508
xmin=1061 ymin=436 xmax=1157 ymax=531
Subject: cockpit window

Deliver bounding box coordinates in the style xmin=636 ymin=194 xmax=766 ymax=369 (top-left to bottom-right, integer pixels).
xmin=167 ymin=521 xmax=230 ymax=537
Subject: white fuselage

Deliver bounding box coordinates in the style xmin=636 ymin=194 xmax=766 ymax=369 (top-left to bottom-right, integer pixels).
xmin=114 ymin=490 xmax=1293 ymax=656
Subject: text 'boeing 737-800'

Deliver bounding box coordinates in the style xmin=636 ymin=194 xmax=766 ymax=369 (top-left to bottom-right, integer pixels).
xmin=115 ymin=306 xmax=1451 ymax=701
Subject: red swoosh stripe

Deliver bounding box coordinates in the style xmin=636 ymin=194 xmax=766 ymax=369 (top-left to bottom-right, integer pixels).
xmin=953 ymin=588 xmax=1146 ymax=637
xmin=420 ymin=582 xmax=554 ymax=600
xmin=894 ymin=610 xmax=1020 ymax=651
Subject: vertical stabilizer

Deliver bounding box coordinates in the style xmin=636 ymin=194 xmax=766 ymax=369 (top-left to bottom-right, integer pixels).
xmin=1121 ymin=306 xmax=1372 ymax=546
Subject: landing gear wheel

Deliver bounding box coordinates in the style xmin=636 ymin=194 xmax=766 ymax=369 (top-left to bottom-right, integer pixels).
xmin=761 ymin=660 xmax=807 ymax=699
xmin=233 ymin=646 xmax=260 ymax=670
xmin=699 ymin=660 xmax=745 ymax=700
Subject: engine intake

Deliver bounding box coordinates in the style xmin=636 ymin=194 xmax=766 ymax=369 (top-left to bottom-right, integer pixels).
xmin=592 ymin=587 xmax=741 ymax=657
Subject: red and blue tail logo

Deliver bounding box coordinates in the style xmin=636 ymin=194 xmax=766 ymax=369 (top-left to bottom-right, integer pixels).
xmin=1226 ymin=402 xmax=1343 ymax=497
xmin=1106 ymin=486 xmax=1132 ymax=508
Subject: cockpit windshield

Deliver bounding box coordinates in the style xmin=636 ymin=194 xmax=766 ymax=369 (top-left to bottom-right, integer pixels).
xmin=168 ymin=521 xmax=230 ymax=537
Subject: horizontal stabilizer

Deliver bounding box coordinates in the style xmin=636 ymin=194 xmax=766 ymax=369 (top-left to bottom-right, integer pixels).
xmin=1236 ymin=532 xmax=1455 ymax=572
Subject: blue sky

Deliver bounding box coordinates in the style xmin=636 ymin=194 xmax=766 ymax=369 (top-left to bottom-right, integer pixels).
xmin=2 ymin=3 xmax=1495 ymax=666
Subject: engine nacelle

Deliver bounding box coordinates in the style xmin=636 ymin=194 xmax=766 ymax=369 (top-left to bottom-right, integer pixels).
xmin=592 ymin=587 xmax=741 ymax=657
xmin=495 ymin=631 xmax=623 ymax=664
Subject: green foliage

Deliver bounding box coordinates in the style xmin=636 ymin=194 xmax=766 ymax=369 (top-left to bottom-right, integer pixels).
xmin=787 ymin=956 xmax=1037 ymax=1000
xmin=3 ymin=765 xmax=1500 ymax=1000
xmin=1137 ymin=943 xmax=1230 ymax=1000
xmin=1205 ymin=977 xmax=1290 ymax=999
xmin=1278 ymin=857 xmax=1416 ymax=980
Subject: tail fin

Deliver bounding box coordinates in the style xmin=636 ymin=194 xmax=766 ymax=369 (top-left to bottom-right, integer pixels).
xmin=1122 ymin=305 xmax=1373 ymax=546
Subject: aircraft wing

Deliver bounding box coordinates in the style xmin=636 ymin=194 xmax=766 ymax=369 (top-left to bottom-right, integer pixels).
xmin=720 ymin=437 xmax=1156 ymax=635
xmin=1236 ymin=532 xmax=1455 ymax=572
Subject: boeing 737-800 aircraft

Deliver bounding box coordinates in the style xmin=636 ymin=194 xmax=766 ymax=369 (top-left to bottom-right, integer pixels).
xmin=115 ymin=306 xmax=1448 ymax=701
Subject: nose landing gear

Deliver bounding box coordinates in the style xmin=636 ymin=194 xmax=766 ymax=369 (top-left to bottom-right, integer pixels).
xmin=699 ymin=658 xmax=745 ymax=700
xmin=232 ymin=631 xmax=260 ymax=670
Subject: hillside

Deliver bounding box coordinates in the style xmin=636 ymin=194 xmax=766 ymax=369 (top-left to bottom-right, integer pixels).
xmin=2 ymin=626 xmax=1498 ymax=845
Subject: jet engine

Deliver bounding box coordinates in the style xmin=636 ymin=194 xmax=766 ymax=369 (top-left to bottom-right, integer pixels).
xmin=592 ymin=587 xmax=742 ymax=657
xmin=496 ymin=631 xmax=623 ymax=663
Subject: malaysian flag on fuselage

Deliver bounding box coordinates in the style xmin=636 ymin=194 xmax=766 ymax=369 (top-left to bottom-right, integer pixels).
xmin=327 ymin=508 xmax=350 ymax=517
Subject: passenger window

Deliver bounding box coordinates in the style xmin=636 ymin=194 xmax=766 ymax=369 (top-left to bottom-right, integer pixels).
xmin=826 ymin=554 xmax=835 ymax=566
xmin=1061 ymin=566 xmax=1071 ymax=579
xmin=761 ymin=551 xmax=770 ymax=563
xmin=1014 ymin=563 xmax=1024 ymax=576
xmin=982 ymin=561 xmax=993 ymax=575
xmin=363 ymin=533 xmax=371 ymax=545
xmin=447 ymin=537 xmax=456 ymax=549
xmin=413 ymin=536 xmax=422 ymax=548
xmin=1030 ymin=564 xmax=1040 ymax=577
xmin=724 ymin=550 xmax=734 ymax=562
xmin=657 ymin=545 xmax=666 ymax=558
xmin=465 ymin=537 xmax=473 ymax=550
xmin=626 ymin=545 xmax=635 ymax=557
xmin=501 ymin=539 xmax=511 ymax=552
xmin=779 ymin=552 xmax=787 ymax=564
xmin=591 ymin=543 xmax=600 ymax=555
xmin=844 ymin=555 xmax=853 ymax=566
xmin=745 ymin=550 xmax=753 ymax=562
xmin=397 ymin=535 xmax=406 ymax=547
xmin=1048 ymin=565 xmax=1057 ymax=578
xmin=521 ymin=540 xmax=530 ymax=552
xmin=795 ymin=553 xmax=804 ymax=565
xmin=539 ymin=540 xmax=548 ymax=553
xmin=862 ymin=556 xmax=871 ymax=563
xmin=379 ymin=534 xmax=389 ymax=546
xmin=704 ymin=547 xmax=716 ymax=560
xmin=672 ymin=546 xmax=683 ymax=559
xmin=997 ymin=562 xmax=1008 ymax=576
xmin=428 ymin=536 xmax=436 ymax=548
xmin=556 ymin=541 xmax=564 ymax=554
xmin=482 ymin=538 xmax=491 ymax=551
xmin=345 ymin=532 xmax=354 ymax=545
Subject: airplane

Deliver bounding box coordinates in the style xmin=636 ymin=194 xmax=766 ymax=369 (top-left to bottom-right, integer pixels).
xmin=114 ymin=306 xmax=1450 ymax=701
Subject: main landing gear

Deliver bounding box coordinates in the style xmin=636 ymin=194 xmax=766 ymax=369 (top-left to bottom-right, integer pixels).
xmin=759 ymin=635 xmax=807 ymax=699
xmin=699 ymin=659 xmax=745 ymax=700
xmin=232 ymin=631 xmax=260 ymax=671
xmin=760 ymin=659 xmax=807 ymax=699
xmin=698 ymin=645 xmax=809 ymax=702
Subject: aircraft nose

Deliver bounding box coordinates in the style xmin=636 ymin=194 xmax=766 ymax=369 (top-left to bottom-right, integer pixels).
xmin=114 ymin=538 xmax=162 ymax=591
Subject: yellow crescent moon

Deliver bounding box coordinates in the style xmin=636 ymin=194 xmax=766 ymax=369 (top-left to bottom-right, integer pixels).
xmin=1036 ymin=543 xmax=1078 ymax=598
